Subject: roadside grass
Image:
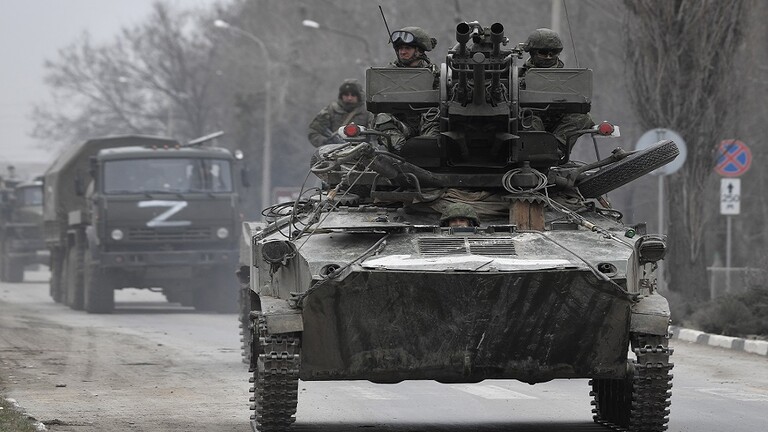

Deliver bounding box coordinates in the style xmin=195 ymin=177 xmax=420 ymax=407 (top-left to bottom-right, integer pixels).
xmin=0 ymin=376 xmax=38 ymax=432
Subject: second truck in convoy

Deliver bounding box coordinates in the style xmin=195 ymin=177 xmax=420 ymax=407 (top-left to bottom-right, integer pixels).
xmin=45 ymin=134 xmax=246 ymax=313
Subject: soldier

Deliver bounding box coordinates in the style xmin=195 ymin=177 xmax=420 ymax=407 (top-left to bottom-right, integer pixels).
xmin=308 ymin=79 xmax=374 ymax=148
xmin=520 ymin=28 xmax=595 ymax=152
xmin=374 ymin=27 xmax=439 ymax=152
xmin=439 ymin=202 xmax=480 ymax=228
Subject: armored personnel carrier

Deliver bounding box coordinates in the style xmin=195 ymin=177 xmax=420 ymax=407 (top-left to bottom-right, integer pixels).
xmin=239 ymin=22 xmax=677 ymax=431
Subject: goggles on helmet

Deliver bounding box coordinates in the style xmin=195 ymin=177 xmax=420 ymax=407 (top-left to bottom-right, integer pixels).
xmin=390 ymin=31 xmax=416 ymax=45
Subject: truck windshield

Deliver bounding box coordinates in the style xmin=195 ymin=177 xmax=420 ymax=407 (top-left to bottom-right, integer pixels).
xmin=103 ymin=158 xmax=233 ymax=194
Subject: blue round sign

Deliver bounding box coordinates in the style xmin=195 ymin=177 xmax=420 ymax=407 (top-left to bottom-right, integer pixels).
xmin=715 ymin=139 xmax=751 ymax=177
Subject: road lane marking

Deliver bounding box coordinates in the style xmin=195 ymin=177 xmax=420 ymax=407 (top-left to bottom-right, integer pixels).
xmin=697 ymin=388 xmax=768 ymax=402
xmin=449 ymin=384 xmax=537 ymax=399
xmin=344 ymin=385 xmax=405 ymax=400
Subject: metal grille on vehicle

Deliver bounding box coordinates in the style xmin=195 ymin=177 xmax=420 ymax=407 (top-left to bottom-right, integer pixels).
xmin=127 ymin=227 xmax=212 ymax=241
xmin=417 ymin=237 xmax=516 ymax=256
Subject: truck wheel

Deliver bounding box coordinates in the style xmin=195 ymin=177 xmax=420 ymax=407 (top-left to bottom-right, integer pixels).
xmin=0 ymin=241 xmax=7 ymax=282
xmin=3 ymin=257 xmax=24 ymax=283
xmin=193 ymin=268 xmax=238 ymax=313
xmin=1 ymin=240 xmax=24 ymax=282
xmin=83 ymin=254 xmax=114 ymax=314
xmin=64 ymin=244 xmax=84 ymax=310
xmin=50 ymin=249 xmax=65 ymax=303
xmin=576 ymin=140 xmax=679 ymax=198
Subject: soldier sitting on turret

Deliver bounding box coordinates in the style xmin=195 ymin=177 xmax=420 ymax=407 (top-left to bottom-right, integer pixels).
xmin=520 ymin=28 xmax=594 ymax=152
xmin=374 ymin=26 xmax=440 ymax=152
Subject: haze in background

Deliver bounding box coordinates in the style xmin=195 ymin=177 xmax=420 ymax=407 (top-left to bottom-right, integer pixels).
xmin=0 ymin=0 xmax=220 ymax=169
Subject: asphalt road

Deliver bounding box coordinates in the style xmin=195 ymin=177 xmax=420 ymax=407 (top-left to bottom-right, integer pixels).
xmin=1 ymin=270 xmax=767 ymax=432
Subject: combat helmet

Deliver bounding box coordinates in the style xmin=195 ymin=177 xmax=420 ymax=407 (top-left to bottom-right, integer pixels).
xmin=523 ymin=28 xmax=563 ymax=54
xmin=439 ymin=202 xmax=480 ymax=227
xmin=390 ymin=26 xmax=437 ymax=52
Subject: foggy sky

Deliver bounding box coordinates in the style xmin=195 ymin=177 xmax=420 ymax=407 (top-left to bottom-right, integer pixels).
xmin=0 ymin=0 xmax=220 ymax=167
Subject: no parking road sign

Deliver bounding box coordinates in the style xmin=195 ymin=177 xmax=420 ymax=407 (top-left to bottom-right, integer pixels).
xmin=715 ymin=139 xmax=752 ymax=177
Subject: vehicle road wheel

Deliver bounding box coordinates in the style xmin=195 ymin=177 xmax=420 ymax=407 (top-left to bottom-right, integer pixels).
xmin=576 ymin=140 xmax=679 ymax=198
xmin=65 ymin=244 xmax=84 ymax=310
xmin=590 ymin=332 xmax=673 ymax=431
xmin=250 ymin=313 xmax=300 ymax=432
xmin=83 ymin=253 xmax=114 ymax=314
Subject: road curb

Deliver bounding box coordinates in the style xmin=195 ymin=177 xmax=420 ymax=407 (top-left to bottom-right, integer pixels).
xmin=670 ymin=326 xmax=768 ymax=356
xmin=3 ymin=398 xmax=48 ymax=431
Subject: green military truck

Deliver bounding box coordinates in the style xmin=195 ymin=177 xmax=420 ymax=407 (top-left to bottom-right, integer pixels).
xmin=0 ymin=178 xmax=47 ymax=282
xmin=45 ymin=134 xmax=245 ymax=313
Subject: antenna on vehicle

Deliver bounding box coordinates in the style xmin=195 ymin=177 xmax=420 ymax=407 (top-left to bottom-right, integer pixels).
xmin=379 ymin=5 xmax=396 ymax=56
xmin=562 ymin=0 xmax=580 ymax=67
xmin=185 ymin=130 xmax=225 ymax=147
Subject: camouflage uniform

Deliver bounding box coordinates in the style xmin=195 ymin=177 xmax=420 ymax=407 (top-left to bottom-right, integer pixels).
xmin=375 ymin=27 xmax=440 ymax=152
xmin=308 ymin=79 xmax=374 ymax=148
xmin=439 ymin=202 xmax=480 ymax=227
xmin=520 ymin=28 xmax=594 ymax=152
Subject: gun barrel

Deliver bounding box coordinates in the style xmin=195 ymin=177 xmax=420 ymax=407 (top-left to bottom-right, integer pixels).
xmin=456 ymin=22 xmax=470 ymax=57
xmin=490 ymin=22 xmax=504 ymax=56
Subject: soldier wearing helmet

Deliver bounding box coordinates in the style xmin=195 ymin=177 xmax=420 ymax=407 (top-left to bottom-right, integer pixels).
xmin=374 ymin=27 xmax=440 ymax=152
xmin=439 ymin=202 xmax=480 ymax=228
xmin=522 ymin=28 xmax=564 ymax=71
xmin=520 ymin=28 xmax=594 ymax=152
xmin=389 ymin=26 xmax=437 ymax=68
xmin=308 ymin=79 xmax=374 ymax=148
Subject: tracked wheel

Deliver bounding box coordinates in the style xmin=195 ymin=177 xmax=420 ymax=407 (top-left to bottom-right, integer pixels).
xmin=590 ymin=332 xmax=673 ymax=431
xmin=249 ymin=313 xmax=300 ymax=431
xmin=576 ymin=140 xmax=679 ymax=198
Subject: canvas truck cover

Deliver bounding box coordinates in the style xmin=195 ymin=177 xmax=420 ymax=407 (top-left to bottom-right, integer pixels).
xmin=42 ymin=135 xmax=180 ymax=240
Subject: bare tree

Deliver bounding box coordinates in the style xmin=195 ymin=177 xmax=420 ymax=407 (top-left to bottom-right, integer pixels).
xmin=623 ymin=0 xmax=748 ymax=301
xmin=32 ymin=2 xmax=221 ymax=146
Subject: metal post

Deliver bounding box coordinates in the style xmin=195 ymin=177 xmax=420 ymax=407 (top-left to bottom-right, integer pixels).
xmin=726 ymin=215 xmax=732 ymax=293
xmin=550 ymin=0 xmax=562 ymax=35
xmin=214 ymin=20 xmax=273 ymax=219
xmin=657 ymin=174 xmax=665 ymax=291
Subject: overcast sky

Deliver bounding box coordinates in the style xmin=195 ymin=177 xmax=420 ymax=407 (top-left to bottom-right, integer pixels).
xmin=0 ymin=0 xmax=220 ymax=167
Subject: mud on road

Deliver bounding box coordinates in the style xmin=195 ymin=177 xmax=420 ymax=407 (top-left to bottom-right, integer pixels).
xmin=0 ymin=274 xmax=249 ymax=432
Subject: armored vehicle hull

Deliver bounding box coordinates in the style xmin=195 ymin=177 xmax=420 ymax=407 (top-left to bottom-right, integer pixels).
xmin=239 ymin=21 xmax=674 ymax=432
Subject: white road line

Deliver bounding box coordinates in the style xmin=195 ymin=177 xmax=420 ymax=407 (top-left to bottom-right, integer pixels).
xmin=343 ymin=385 xmax=405 ymax=400
xmin=449 ymin=384 xmax=537 ymax=400
xmin=697 ymin=388 xmax=768 ymax=402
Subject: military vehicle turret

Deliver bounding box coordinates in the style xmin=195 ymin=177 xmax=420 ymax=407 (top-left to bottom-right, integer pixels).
xmin=45 ymin=133 xmax=246 ymax=313
xmin=0 ymin=177 xmax=47 ymax=282
xmin=239 ymin=22 xmax=677 ymax=431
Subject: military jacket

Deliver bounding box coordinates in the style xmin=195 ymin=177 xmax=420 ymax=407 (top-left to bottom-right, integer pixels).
xmin=307 ymin=101 xmax=374 ymax=148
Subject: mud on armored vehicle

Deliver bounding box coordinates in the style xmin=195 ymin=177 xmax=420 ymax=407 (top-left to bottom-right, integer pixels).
xmin=45 ymin=134 xmax=245 ymax=313
xmin=239 ymin=22 xmax=677 ymax=431
xmin=0 ymin=177 xmax=47 ymax=282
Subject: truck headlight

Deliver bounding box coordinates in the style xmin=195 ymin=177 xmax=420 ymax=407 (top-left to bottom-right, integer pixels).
xmin=216 ymin=227 xmax=229 ymax=239
xmin=111 ymin=229 xmax=124 ymax=241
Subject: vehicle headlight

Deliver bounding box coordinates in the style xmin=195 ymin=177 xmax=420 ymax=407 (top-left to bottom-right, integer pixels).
xmin=111 ymin=229 xmax=124 ymax=241
xmin=216 ymin=227 xmax=229 ymax=239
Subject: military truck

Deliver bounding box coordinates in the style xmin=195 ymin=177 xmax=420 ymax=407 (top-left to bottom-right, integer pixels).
xmin=45 ymin=134 xmax=245 ymax=313
xmin=0 ymin=177 xmax=47 ymax=282
xmin=239 ymin=22 xmax=677 ymax=431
